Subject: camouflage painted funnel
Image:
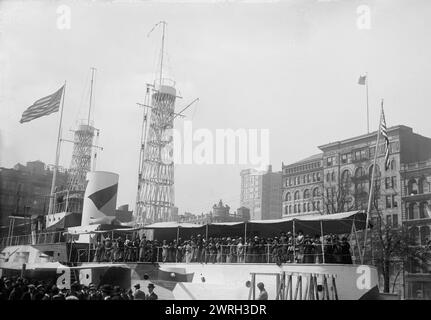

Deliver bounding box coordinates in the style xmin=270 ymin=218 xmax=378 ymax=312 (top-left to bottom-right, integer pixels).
xmin=82 ymin=171 xmax=119 ymax=226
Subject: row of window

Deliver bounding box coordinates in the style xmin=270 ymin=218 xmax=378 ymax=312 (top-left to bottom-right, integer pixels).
xmin=286 ymin=172 xmax=321 ymax=186
xmin=385 ymin=195 xmax=398 ymax=209
xmin=284 ymin=201 xmax=321 ymax=215
xmin=327 ymin=149 xmax=398 ymax=168
xmin=284 ymin=161 xmax=322 ymax=175
xmin=407 ymin=202 xmax=430 ymax=220
xmin=284 ymin=187 xmax=321 ymax=201
xmin=407 ymin=177 xmax=430 ymax=195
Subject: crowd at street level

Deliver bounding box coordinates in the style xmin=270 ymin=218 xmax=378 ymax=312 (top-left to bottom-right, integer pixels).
xmin=0 ymin=277 xmax=157 ymax=301
xmin=90 ymin=231 xmax=353 ymax=264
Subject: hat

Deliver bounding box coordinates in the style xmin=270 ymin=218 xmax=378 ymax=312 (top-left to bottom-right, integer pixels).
xmin=134 ymin=284 xmax=140 ymax=289
xmin=28 ymin=284 xmax=36 ymax=289
xmin=147 ymin=283 xmax=155 ymax=289
xmin=36 ymin=284 xmax=44 ymax=290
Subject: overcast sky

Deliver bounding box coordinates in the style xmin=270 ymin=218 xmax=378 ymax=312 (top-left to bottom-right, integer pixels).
xmin=1 ymin=0 xmax=431 ymax=215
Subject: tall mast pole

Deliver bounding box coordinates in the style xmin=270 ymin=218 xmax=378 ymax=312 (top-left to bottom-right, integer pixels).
xmin=362 ymin=99 xmax=383 ymax=264
xmin=159 ymin=21 xmax=166 ymax=85
xmin=88 ymin=67 xmax=96 ymax=126
xmin=366 ymin=72 xmax=370 ymax=134
xmin=49 ymin=81 xmax=67 ymax=215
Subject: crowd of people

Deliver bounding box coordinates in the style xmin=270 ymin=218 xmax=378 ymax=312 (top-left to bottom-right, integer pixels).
xmin=0 ymin=277 xmax=158 ymax=301
xmin=89 ymin=231 xmax=353 ymax=265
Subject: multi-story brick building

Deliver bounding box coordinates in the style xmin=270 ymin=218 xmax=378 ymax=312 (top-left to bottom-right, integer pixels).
xmin=240 ymin=165 xmax=282 ymax=220
xmin=399 ymin=159 xmax=431 ymax=299
xmin=281 ymin=154 xmax=323 ymax=217
xmin=0 ymin=161 xmax=68 ymax=237
xmin=282 ymin=125 xmax=431 ymax=220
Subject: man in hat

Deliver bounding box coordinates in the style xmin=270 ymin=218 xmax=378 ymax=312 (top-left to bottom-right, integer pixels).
xmin=146 ymin=283 xmax=158 ymax=300
xmin=21 ymin=284 xmax=35 ymax=300
xmin=133 ymin=283 xmax=146 ymax=300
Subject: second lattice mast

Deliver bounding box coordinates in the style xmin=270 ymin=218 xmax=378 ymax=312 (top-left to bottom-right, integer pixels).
xmin=135 ymin=21 xmax=176 ymax=225
xmin=67 ymin=68 xmax=100 ymax=192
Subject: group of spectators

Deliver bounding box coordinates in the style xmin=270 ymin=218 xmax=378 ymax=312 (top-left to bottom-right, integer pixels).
xmin=0 ymin=276 xmax=158 ymax=301
xmin=90 ymin=231 xmax=353 ymax=265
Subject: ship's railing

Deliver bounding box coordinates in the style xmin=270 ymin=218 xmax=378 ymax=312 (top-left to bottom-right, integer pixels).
xmin=74 ymin=244 xmax=355 ymax=265
xmin=0 ymin=231 xmax=67 ymax=249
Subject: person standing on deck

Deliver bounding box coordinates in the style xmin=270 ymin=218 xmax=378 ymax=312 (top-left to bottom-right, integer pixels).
xmin=257 ymin=282 xmax=268 ymax=300
xmin=313 ymin=234 xmax=323 ymax=264
xmin=237 ymin=238 xmax=244 ymax=263
xmin=295 ymin=231 xmax=305 ymax=263
xmin=340 ymin=237 xmax=353 ymax=264
xmin=139 ymin=235 xmax=146 ymax=262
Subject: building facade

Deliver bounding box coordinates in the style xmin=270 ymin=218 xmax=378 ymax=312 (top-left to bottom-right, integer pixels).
xmin=177 ymin=200 xmax=249 ymax=224
xmin=281 ymin=154 xmax=323 ymax=217
xmin=0 ymin=161 xmax=68 ymax=237
xmin=240 ymin=165 xmax=282 ymax=220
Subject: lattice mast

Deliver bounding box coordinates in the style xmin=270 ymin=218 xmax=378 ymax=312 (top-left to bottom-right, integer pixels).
xmin=135 ymin=21 xmax=177 ymax=225
xmin=67 ymin=68 xmax=99 ymax=192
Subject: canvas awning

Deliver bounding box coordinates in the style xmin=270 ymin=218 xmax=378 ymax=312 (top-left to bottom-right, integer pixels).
xmin=140 ymin=210 xmax=367 ymax=239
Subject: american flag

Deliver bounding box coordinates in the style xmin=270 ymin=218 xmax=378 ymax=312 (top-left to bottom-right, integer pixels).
xmin=20 ymin=85 xmax=64 ymax=123
xmin=380 ymin=104 xmax=390 ymax=170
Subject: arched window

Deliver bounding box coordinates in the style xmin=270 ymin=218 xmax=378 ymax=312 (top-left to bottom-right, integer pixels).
xmin=408 ymin=179 xmax=419 ymax=195
xmin=307 ymin=174 xmax=310 ymax=183
xmin=298 ymin=204 xmax=301 ymax=213
xmin=285 ymin=206 xmax=289 ymax=215
xmin=341 ymin=170 xmax=351 ymax=186
xmin=312 ymin=187 xmax=320 ymax=197
xmin=289 ymin=205 xmax=292 ymax=214
xmin=285 ymin=192 xmax=291 ymax=201
xmin=313 ymin=173 xmax=316 ymax=182
xmin=294 ymin=205 xmax=297 ymax=213
xmin=317 ymin=173 xmax=321 ymax=181
xmin=316 ymin=201 xmax=320 ymax=210
xmin=419 ymin=202 xmax=427 ymax=219
xmin=411 ymin=226 xmax=420 ymax=246
xmin=331 ymin=172 xmax=335 ymax=181
xmin=326 ymin=173 xmax=330 ymax=182
xmin=418 ymin=177 xmax=426 ymax=194
xmin=408 ymin=203 xmax=420 ymax=220
xmin=421 ymin=226 xmax=430 ymax=246
xmin=294 ymin=191 xmax=300 ymax=201
xmin=303 ymin=203 xmax=307 ymax=212
xmin=304 ymin=189 xmax=310 ymax=199
xmin=307 ymin=203 xmax=311 ymax=211
xmin=355 ymin=167 xmax=365 ymax=178
xmin=303 ymin=175 xmax=306 ymax=184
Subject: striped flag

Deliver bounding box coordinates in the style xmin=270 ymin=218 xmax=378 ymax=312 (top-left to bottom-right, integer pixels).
xmin=380 ymin=104 xmax=390 ymax=170
xmin=358 ymin=74 xmax=367 ymax=85
xmin=20 ymin=85 xmax=64 ymax=123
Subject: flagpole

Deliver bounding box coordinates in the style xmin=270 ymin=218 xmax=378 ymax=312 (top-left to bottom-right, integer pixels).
xmin=362 ymin=99 xmax=383 ymax=264
xmin=48 ymin=81 xmax=67 ymax=215
xmin=366 ymin=72 xmax=369 ymax=134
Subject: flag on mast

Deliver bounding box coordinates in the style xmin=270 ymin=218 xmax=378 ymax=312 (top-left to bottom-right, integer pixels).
xmin=20 ymin=85 xmax=64 ymax=123
xmin=380 ymin=103 xmax=390 ymax=170
xmin=358 ymin=74 xmax=367 ymax=85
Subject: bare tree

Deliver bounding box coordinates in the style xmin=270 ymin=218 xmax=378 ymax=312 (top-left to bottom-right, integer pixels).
xmin=367 ymin=188 xmax=431 ymax=294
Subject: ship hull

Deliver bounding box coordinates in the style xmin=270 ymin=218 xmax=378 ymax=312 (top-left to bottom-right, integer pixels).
xmin=1 ymin=245 xmax=380 ymax=300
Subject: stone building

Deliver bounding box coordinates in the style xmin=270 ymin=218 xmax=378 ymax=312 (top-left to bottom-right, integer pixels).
xmin=281 ymin=154 xmax=323 ymax=217
xmin=0 ymin=161 xmax=68 ymax=237
xmin=240 ymin=165 xmax=282 ymax=220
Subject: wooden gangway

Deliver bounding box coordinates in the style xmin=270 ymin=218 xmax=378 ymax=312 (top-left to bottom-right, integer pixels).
xmin=248 ymin=271 xmax=338 ymax=300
